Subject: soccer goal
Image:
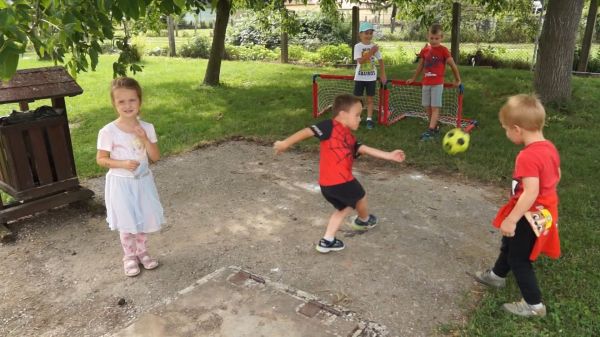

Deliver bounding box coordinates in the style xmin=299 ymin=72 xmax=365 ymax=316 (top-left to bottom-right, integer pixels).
xmin=381 ymin=80 xmax=476 ymax=130
xmin=312 ymin=74 xmax=381 ymax=118
xmin=312 ymin=74 xmax=477 ymax=131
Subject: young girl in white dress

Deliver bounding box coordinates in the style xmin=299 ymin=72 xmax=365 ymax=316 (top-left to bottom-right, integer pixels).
xmin=96 ymin=77 xmax=165 ymax=277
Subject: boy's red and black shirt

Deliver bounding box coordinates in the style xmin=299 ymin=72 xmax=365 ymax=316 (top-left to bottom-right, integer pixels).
xmin=310 ymin=119 xmax=362 ymax=186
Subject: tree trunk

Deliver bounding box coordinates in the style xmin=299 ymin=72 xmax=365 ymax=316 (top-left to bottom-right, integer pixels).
xmin=203 ymin=0 xmax=231 ymax=86
xmin=577 ymin=0 xmax=598 ymax=72
xmin=451 ymin=2 xmax=460 ymax=61
xmin=390 ymin=4 xmax=397 ymax=34
xmin=167 ymin=15 xmax=176 ymax=57
xmin=534 ymin=0 xmax=585 ymax=103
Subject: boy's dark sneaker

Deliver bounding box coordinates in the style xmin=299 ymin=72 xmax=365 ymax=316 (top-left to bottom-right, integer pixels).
xmin=419 ymin=128 xmax=440 ymax=141
xmin=366 ymin=119 xmax=375 ymax=129
xmin=316 ymin=238 xmax=345 ymax=253
xmin=502 ymin=299 xmax=546 ymax=317
xmin=351 ymin=214 xmax=378 ymax=231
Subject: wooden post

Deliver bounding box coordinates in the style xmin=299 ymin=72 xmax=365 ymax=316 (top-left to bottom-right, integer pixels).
xmin=390 ymin=4 xmax=397 ymax=34
xmin=167 ymin=15 xmax=176 ymax=57
xmin=577 ymin=0 xmax=598 ymax=72
xmin=451 ymin=2 xmax=461 ymax=62
xmin=281 ymin=32 xmax=289 ymax=63
xmin=351 ymin=6 xmax=359 ymax=50
xmin=281 ymin=1 xmax=289 ymax=64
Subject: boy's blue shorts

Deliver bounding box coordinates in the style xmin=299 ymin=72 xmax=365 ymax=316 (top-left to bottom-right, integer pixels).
xmin=354 ymin=81 xmax=377 ymax=97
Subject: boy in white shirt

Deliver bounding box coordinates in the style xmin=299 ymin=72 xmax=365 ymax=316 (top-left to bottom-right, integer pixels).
xmin=353 ymin=22 xmax=386 ymax=129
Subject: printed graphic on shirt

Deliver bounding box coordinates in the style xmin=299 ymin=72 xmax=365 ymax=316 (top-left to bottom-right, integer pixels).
xmin=132 ymin=137 xmax=146 ymax=160
xmin=310 ymin=120 xmax=333 ymax=140
xmin=358 ymin=49 xmax=376 ymax=76
xmin=424 ymin=55 xmax=444 ymax=77
xmin=329 ymin=131 xmax=355 ymax=161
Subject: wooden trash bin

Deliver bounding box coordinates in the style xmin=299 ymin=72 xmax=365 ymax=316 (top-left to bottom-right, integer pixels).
xmin=0 ymin=66 xmax=94 ymax=241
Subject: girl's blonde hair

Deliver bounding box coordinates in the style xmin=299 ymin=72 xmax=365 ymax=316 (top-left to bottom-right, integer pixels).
xmin=499 ymin=94 xmax=545 ymax=131
xmin=110 ymin=77 xmax=143 ymax=105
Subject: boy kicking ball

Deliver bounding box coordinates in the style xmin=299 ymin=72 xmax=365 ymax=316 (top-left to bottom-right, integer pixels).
xmin=274 ymin=94 xmax=405 ymax=253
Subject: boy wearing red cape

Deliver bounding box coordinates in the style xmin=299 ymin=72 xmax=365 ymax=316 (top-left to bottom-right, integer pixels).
xmin=474 ymin=94 xmax=561 ymax=317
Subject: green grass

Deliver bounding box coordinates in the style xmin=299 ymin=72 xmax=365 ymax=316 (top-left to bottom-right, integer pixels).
xmin=10 ymin=55 xmax=600 ymax=336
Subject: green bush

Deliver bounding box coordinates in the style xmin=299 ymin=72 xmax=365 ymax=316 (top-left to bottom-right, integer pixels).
xmin=227 ymin=14 xmax=281 ymax=49
xmin=288 ymin=45 xmax=306 ymax=62
xmin=224 ymin=45 xmax=278 ymax=61
xmin=130 ymin=36 xmax=146 ymax=59
xmin=291 ymin=12 xmax=351 ymax=51
xmin=313 ymin=44 xmax=351 ymax=65
xmin=227 ymin=11 xmax=350 ymax=51
xmin=179 ymin=36 xmax=211 ymax=58
xmin=131 ymin=44 xmax=144 ymax=62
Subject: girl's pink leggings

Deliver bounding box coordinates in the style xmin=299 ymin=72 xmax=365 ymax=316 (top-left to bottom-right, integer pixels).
xmin=119 ymin=232 xmax=148 ymax=260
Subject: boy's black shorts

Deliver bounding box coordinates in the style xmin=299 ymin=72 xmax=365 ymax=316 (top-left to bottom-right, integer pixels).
xmin=320 ymin=179 xmax=366 ymax=210
xmin=354 ymin=80 xmax=377 ymax=97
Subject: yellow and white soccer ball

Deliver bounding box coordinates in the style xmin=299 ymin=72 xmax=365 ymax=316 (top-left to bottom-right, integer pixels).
xmin=442 ymin=128 xmax=470 ymax=155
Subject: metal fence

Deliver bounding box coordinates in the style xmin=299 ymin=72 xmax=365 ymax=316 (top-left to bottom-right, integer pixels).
xmin=353 ymin=3 xmax=600 ymax=71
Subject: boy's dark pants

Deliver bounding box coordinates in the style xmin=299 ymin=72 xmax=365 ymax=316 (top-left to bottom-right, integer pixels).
xmin=492 ymin=217 xmax=542 ymax=304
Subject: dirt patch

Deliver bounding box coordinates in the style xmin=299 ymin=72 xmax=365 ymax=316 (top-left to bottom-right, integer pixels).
xmin=0 ymin=141 xmax=502 ymax=337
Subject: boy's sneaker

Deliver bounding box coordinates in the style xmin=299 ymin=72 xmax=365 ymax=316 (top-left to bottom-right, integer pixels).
xmin=502 ymin=299 xmax=547 ymax=317
xmin=316 ymin=238 xmax=345 ymax=253
xmin=419 ymin=128 xmax=439 ymax=141
xmin=366 ymin=119 xmax=375 ymax=129
xmin=473 ymin=269 xmax=506 ymax=288
xmin=351 ymin=214 xmax=378 ymax=231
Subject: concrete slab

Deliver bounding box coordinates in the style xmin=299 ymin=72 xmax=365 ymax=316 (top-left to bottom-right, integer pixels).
xmin=110 ymin=266 xmax=388 ymax=337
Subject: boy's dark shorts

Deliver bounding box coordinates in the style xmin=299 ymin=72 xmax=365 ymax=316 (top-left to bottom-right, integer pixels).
xmin=320 ymin=179 xmax=366 ymax=210
xmin=354 ymin=81 xmax=377 ymax=97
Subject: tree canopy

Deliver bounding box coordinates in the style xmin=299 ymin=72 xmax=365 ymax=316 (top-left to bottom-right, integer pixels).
xmin=0 ymin=0 xmax=207 ymax=79
xmin=1 ymin=0 xmax=589 ymax=103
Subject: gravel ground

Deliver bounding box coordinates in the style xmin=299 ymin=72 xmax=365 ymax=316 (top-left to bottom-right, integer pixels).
xmin=0 ymin=141 xmax=502 ymax=337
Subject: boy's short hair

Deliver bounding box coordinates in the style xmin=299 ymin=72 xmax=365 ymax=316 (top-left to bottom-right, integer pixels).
xmin=499 ymin=94 xmax=546 ymax=131
xmin=429 ymin=23 xmax=443 ymax=35
xmin=111 ymin=77 xmax=143 ymax=104
xmin=332 ymin=94 xmax=363 ymax=117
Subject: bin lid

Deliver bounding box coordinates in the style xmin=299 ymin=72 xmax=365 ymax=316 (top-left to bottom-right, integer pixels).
xmin=0 ymin=66 xmax=83 ymax=104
